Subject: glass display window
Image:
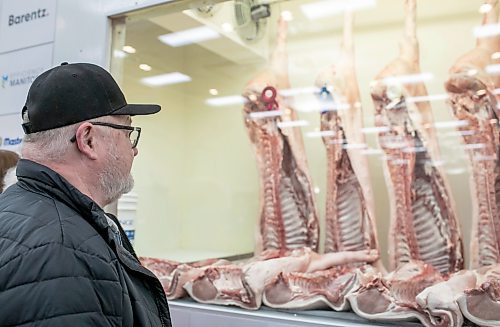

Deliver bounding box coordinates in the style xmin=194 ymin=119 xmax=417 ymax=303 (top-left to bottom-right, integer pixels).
xmin=109 ymin=0 xmax=497 ymax=268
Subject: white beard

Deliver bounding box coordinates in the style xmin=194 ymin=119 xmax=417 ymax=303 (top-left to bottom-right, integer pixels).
xmin=98 ymin=146 xmax=134 ymax=206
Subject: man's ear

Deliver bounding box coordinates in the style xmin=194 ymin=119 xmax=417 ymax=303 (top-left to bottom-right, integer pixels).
xmin=74 ymin=123 xmax=99 ymax=160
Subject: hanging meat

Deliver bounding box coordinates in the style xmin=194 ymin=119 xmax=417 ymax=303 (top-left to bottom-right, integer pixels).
xmin=316 ymin=11 xmax=381 ymax=263
xmin=262 ymin=11 xmax=383 ymax=311
xmin=445 ymin=0 xmax=500 ymax=269
xmin=243 ymin=18 xmax=319 ymax=254
xmin=371 ymin=0 xmax=464 ymax=275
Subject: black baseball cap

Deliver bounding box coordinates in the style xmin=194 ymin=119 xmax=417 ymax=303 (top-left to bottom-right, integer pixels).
xmin=21 ymin=62 xmax=161 ymax=134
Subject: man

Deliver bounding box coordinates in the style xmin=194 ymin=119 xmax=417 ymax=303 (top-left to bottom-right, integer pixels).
xmin=0 ymin=63 xmax=172 ymax=326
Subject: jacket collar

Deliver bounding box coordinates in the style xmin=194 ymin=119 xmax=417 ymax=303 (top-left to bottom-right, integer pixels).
xmin=16 ymin=159 xmax=112 ymax=242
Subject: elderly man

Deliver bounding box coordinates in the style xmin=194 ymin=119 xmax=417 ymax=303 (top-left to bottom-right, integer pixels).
xmin=0 ymin=63 xmax=171 ymax=326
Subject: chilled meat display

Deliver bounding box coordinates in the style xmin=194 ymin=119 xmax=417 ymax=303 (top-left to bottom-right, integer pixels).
xmin=136 ymin=2 xmax=500 ymax=326
xmin=445 ymin=0 xmax=500 ymax=269
xmin=243 ymin=18 xmax=320 ymax=254
xmin=370 ymin=0 xmax=464 ymax=275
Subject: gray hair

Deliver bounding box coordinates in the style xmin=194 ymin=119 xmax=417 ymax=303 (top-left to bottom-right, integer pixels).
xmin=21 ymin=112 xmax=115 ymax=163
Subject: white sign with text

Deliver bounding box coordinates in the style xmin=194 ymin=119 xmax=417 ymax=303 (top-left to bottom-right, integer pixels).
xmin=0 ymin=113 xmax=23 ymax=152
xmin=0 ymin=43 xmax=53 ymax=115
xmin=0 ymin=0 xmax=57 ymax=53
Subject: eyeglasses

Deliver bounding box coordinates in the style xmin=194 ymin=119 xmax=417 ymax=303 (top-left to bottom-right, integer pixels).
xmin=70 ymin=121 xmax=142 ymax=148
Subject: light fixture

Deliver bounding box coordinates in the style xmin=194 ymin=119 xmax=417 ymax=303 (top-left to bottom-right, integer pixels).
xmin=434 ymin=120 xmax=469 ymax=129
xmin=382 ymin=72 xmax=433 ymax=85
xmin=280 ymin=11 xmax=294 ymax=21
xmin=361 ymin=126 xmax=390 ymax=134
xmin=485 ymin=64 xmax=500 ymax=75
xmin=474 ymin=23 xmax=500 ymax=38
xmin=221 ymin=23 xmax=233 ymax=32
xmin=209 ymin=88 xmax=219 ymax=96
xmin=301 ymin=0 xmax=376 ymax=20
xmin=205 ymin=95 xmax=245 ymax=106
xmin=313 ymin=187 xmax=320 ymax=194
xmin=249 ymin=110 xmax=283 ymax=119
xmin=277 ymin=120 xmax=309 ymax=128
xmin=158 ymin=26 xmax=220 ymax=47
xmin=492 ymin=52 xmax=500 ymax=60
xmin=479 ymin=3 xmax=493 ymax=14
xmin=406 ymin=94 xmax=448 ymax=103
xmin=306 ymin=130 xmax=336 ymax=138
xmin=140 ymin=72 xmax=191 ymax=87
xmin=139 ymin=64 xmax=152 ymax=71
xmin=113 ymin=50 xmax=127 ymax=58
xmin=122 ymin=45 xmax=136 ymax=54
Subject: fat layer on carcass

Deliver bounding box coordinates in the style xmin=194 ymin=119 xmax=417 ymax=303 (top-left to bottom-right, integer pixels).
xmin=445 ymin=0 xmax=500 ymax=269
xmin=243 ymin=18 xmax=319 ymax=254
xmin=371 ymin=0 xmax=463 ymax=275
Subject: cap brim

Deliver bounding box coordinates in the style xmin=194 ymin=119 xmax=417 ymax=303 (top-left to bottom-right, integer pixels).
xmin=111 ymin=104 xmax=161 ymax=116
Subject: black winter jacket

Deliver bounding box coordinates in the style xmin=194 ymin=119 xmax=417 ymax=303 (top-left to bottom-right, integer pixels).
xmin=0 ymin=159 xmax=172 ymax=327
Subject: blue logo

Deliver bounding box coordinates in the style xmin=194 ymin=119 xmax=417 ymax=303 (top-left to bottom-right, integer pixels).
xmin=3 ymin=137 xmax=22 ymax=146
xmin=1 ymin=74 xmax=7 ymax=88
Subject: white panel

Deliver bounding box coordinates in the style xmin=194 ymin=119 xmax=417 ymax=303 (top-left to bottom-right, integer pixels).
xmin=0 ymin=114 xmax=23 ymax=152
xmin=0 ymin=0 xmax=57 ymax=53
xmin=0 ymin=43 xmax=53 ymax=115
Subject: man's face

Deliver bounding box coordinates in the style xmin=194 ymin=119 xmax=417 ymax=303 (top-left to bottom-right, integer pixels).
xmin=98 ymin=115 xmax=137 ymax=205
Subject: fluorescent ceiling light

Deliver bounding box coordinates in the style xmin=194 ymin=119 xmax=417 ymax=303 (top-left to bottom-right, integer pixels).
xmin=479 ymin=3 xmax=493 ymax=13
xmin=446 ymin=168 xmax=466 ymax=175
xmin=474 ymin=23 xmax=500 ymax=38
xmin=342 ymin=143 xmax=366 ymax=150
xmin=361 ymin=148 xmax=383 ymax=155
xmin=306 ymin=130 xmax=336 ymax=138
xmin=406 ymin=94 xmax=448 ymax=103
xmin=362 ymin=126 xmax=390 ymax=134
xmin=485 ymin=64 xmax=500 ymax=75
xmin=205 ymin=95 xmax=244 ymax=106
xmin=139 ymin=64 xmax=151 ymax=71
xmin=382 ymin=72 xmax=433 ymax=85
xmin=280 ymin=86 xmax=319 ymax=97
xmin=158 ymin=26 xmax=220 ymax=47
xmin=140 ymin=72 xmax=191 ymax=87
xmin=113 ymin=50 xmax=127 ymax=58
xmin=277 ymin=120 xmax=309 ymax=128
xmin=463 ymin=143 xmax=486 ymax=150
xmin=122 ymin=45 xmax=136 ymax=54
xmin=434 ymin=120 xmax=469 ymax=129
xmin=281 ymin=11 xmax=294 ymax=21
xmin=301 ymin=0 xmax=376 ymax=20
xmin=249 ymin=110 xmax=283 ymax=119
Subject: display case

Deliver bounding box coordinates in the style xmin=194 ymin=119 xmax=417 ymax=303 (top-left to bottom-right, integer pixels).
xmin=109 ymin=0 xmax=494 ymax=265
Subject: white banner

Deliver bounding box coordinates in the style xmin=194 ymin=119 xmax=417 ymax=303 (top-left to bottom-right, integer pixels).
xmin=0 ymin=43 xmax=53 ymax=116
xmin=0 ymin=113 xmax=23 ymax=152
xmin=0 ymin=0 xmax=57 ymax=53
